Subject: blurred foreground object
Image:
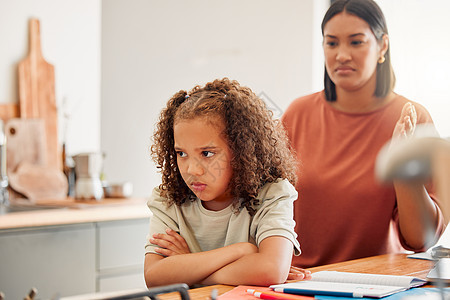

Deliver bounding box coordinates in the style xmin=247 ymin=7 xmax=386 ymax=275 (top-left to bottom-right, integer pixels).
xmin=59 ymin=283 xmax=190 ymax=300
xmin=376 ymin=124 xmax=450 ymax=288
xmin=376 ymin=123 xmax=450 ymax=221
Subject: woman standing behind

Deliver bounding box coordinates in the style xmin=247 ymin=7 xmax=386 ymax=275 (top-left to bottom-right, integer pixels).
xmin=283 ymin=0 xmax=445 ymax=268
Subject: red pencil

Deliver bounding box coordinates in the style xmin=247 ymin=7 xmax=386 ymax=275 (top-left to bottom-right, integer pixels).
xmin=246 ymin=289 xmax=301 ymax=300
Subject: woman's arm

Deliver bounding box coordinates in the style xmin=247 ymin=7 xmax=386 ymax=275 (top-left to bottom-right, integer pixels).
xmin=201 ymin=236 xmax=294 ymax=286
xmin=144 ymin=237 xmax=257 ymax=287
xmin=392 ymin=103 xmax=442 ymax=249
xmin=394 ymin=182 xmax=440 ymax=249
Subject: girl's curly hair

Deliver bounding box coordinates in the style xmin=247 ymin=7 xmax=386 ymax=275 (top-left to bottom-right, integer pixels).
xmin=151 ymin=78 xmax=297 ymax=215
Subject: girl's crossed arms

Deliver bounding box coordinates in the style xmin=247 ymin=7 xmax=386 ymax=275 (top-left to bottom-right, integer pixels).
xmin=149 ymin=228 xmax=311 ymax=286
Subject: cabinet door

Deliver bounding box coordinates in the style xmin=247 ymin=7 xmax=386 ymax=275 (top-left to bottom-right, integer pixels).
xmin=98 ymin=272 xmax=145 ymax=292
xmin=0 ymin=223 xmax=96 ymax=300
xmin=97 ymin=218 xmax=149 ymax=292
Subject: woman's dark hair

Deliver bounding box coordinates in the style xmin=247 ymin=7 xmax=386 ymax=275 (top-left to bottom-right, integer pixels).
xmin=151 ymin=78 xmax=297 ymax=215
xmin=322 ymin=0 xmax=396 ymax=101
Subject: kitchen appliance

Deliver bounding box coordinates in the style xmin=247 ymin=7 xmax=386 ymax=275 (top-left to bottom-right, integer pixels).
xmin=73 ymin=152 xmax=104 ymax=200
xmin=103 ymin=181 xmax=133 ymax=198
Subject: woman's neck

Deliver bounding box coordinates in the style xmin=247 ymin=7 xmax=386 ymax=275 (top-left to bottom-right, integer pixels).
xmin=331 ymin=87 xmax=394 ymax=113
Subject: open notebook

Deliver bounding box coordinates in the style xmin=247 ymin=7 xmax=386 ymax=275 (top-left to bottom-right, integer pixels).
xmin=270 ymin=271 xmax=427 ymax=298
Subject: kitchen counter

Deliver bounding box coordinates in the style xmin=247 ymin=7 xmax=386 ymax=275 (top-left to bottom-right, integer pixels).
xmin=0 ymin=197 xmax=150 ymax=229
xmin=0 ymin=197 xmax=151 ymax=299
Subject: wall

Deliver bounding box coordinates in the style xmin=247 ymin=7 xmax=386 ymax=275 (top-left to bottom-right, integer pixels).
xmin=3 ymin=0 xmax=447 ymax=199
xmin=377 ymin=0 xmax=450 ymax=138
xmin=0 ymin=0 xmax=101 ymax=155
xmin=101 ymin=0 xmax=328 ymax=197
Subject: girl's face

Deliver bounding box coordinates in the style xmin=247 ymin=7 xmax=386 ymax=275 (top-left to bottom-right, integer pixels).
xmin=174 ymin=116 xmax=234 ymax=211
xmin=323 ymin=12 xmax=387 ymax=93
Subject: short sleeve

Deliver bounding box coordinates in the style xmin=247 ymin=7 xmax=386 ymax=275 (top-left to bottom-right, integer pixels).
xmin=250 ymin=179 xmax=302 ymax=255
xmin=144 ymin=188 xmax=180 ymax=255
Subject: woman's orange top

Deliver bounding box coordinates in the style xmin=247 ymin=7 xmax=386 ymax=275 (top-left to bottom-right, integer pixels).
xmin=282 ymin=91 xmax=445 ymax=268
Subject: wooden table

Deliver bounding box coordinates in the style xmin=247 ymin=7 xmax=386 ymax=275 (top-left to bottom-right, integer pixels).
xmin=156 ymin=253 xmax=435 ymax=300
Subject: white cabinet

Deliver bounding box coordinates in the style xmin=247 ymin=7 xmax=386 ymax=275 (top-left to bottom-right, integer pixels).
xmin=0 ymin=223 xmax=96 ymax=299
xmin=96 ymin=219 xmax=149 ymax=292
xmin=0 ymin=218 xmax=149 ymax=299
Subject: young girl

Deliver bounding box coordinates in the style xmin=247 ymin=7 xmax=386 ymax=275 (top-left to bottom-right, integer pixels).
xmin=144 ymin=78 xmax=310 ymax=287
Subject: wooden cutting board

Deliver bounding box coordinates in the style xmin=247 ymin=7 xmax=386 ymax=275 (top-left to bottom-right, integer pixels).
xmin=0 ymin=103 xmax=19 ymax=123
xmin=18 ymin=18 xmax=60 ymax=170
xmin=9 ymin=162 xmax=68 ymax=202
xmin=5 ymin=118 xmax=48 ymax=201
xmin=5 ymin=118 xmax=47 ymax=174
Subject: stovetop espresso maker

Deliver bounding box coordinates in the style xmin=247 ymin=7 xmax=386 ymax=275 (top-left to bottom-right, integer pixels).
xmin=73 ymin=152 xmax=104 ymax=200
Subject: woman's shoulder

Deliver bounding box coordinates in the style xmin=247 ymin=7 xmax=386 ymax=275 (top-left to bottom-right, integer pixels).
xmin=392 ymin=94 xmax=434 ymax=122
xmin=286 ymin=91 xmax=324 ymax=109
xmin=283 ymin=91 xmax=325 ymax=120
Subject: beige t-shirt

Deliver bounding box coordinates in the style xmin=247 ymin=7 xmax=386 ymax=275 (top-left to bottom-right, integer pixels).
xmin=145 ymin=178 xmax=301 ymax=255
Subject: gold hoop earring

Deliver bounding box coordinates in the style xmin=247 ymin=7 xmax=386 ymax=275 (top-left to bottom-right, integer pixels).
xmin=378 ymin=56 xmax=385 ymax=64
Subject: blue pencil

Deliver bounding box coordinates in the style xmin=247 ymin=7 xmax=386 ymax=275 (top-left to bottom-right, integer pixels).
xmin=272 ymin=287 xmax=361 ymax=298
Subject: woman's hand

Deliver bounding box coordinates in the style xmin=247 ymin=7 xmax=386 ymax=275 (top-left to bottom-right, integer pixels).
xmin=150 ymin=228 xmax=191 ymax=256
xmin=287 ymin=266 xmax=312 ymax=281
xmin=392 ymin=102 xmax=417 ymax=138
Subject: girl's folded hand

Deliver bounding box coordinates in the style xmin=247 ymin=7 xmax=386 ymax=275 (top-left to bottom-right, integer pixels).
xmin=150 ymin=228 xmax=191 ymax=256
xmin=287 ymin=266 xmax=312 ymax=281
